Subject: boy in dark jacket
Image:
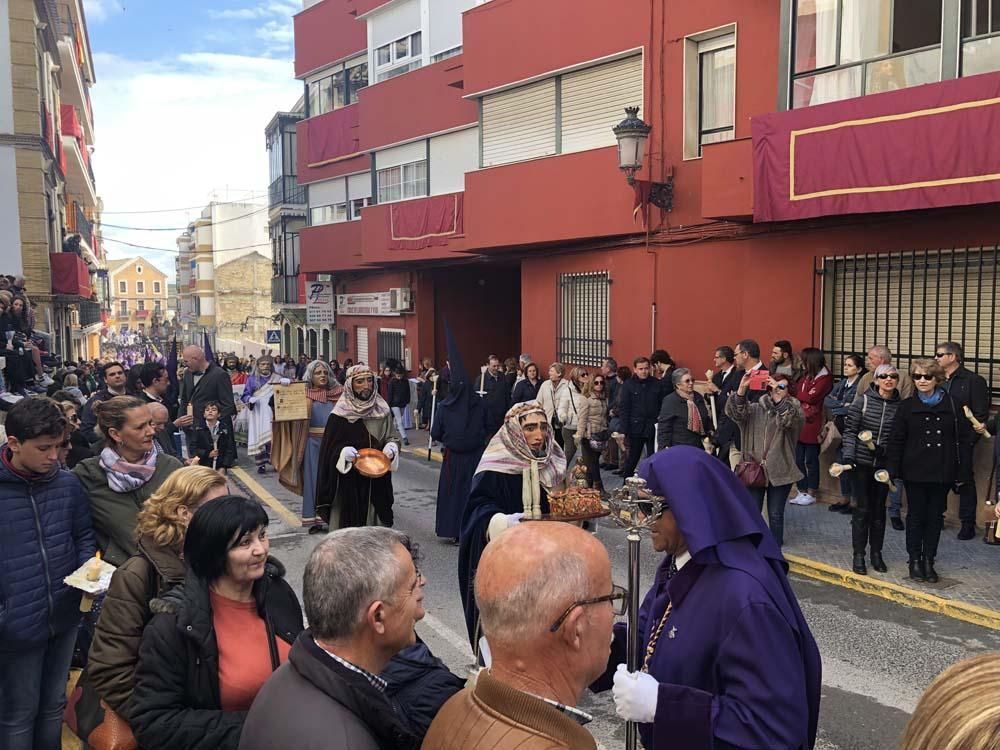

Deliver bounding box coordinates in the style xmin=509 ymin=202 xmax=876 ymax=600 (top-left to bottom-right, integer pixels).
xmin=0 ymin=397 xmax=95 ymax=750
xmin=190 ymin=401 xmax=238 ymax=473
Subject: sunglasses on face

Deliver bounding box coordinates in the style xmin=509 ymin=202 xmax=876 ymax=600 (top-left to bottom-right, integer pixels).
xmin=680 ymin=379 xmax=693 ymax=384
xmin=934 ymin=352 xmax=952 ymax=358
xmin=912 ymin=373 xmax=936 ymax=381
xmin=876 ymin=373 xmax=899 ymax=380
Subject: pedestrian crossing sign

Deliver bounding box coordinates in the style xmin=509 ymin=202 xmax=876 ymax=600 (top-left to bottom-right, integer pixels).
xmin=266 ymin=329 xmax=281 ymax=345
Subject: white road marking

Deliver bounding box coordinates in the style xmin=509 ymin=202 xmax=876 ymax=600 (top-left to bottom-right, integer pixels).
xmin=419 ymin=612 xmax=474 ymax=660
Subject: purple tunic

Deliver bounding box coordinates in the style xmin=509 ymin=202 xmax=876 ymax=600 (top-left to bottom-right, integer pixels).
xmin=595 ymin=446 xmax=821 ymax=750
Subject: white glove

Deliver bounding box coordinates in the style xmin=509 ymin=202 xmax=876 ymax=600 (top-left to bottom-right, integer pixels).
xmin=383 ymin=443 xmax=398 ymax=460
xmin=249 ymin=396 xmax=257 ymax=404
xmin=280 ymin=378 xmax=291 ymax=386
xmin=341 ymin=446 xmax=359 ymax=463
xmin=487 ymin=512 xmax=524 ymax=540
xmin=612 ymin=664 xmax=659 ymax=724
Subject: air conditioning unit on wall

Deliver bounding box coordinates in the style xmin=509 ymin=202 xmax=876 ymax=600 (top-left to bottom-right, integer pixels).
xmin=389 ymin=287 xmax=413 ymax=312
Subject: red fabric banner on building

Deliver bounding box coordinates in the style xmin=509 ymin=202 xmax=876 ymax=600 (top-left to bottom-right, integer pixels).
xmin=388 ymin=193 xmax=464 ymax=250
xmin=50 ymin=252 xmax=92 ymax=298
xmin=304 ymin=107 xmax=360 ymax=167
xmin=753 ymin=71 xmax=1000 ymax=222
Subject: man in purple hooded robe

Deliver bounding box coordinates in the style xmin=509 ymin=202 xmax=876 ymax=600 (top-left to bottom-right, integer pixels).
xmin=594 ymin=445 xmax=822 ymax=750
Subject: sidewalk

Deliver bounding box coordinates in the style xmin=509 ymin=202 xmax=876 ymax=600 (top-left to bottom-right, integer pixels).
xmin=782 ymin=499 xmax=1000 ymax=626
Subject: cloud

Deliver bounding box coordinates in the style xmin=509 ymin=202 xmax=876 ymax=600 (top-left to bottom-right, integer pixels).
xmin=90 ymin=51 xmax=302 ymax=275
xmin=83 ymin=0 xmax=117 ymax=23
xmin=256 ymin=20 xmax=294 ymax=46
xmin=207 ymin=2 xmax=299 ymax=21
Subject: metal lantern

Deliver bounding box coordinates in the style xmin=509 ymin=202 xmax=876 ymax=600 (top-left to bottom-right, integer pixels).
xmin=612 ymin=106 xmax=652 ymax=185
xmin=605 ymin=475 xmax=666 ymax=750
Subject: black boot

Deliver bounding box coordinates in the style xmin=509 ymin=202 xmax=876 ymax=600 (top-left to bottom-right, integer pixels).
xmin=852 ymin=553 xmax=867 ymax=575
xmin=908 ymin=558 xmax=926 ymax=582
xmin=925 ymin=558 xmax=939 ymax=583
xmin=870 ymin=551 xmax=887 ymax=573
xmin=890 ymin=516 xmax=904 ymax=531
xmin=958 ymin=521 xmax=977 ymax=540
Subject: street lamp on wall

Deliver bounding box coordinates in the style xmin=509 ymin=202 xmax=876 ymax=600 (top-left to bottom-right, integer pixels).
xmin=612 ymin=106 xmax=674 ymax=211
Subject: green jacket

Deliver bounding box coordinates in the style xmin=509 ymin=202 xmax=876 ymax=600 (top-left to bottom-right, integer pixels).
xmin=73 ymin=453 xmax=183 ymax=566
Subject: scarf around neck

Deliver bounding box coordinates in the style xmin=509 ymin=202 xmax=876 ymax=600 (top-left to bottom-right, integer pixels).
xmin=476 ymin=401 xmax=567 ymax=514
xmin=686 ymin=397 xmax=705 ymax=435
xmin=100 ymin=444 xmax=159 ymax=493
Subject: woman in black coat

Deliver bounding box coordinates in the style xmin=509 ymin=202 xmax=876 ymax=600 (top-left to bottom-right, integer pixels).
xmin=128 ymin=497 xmax=304 ymax=750
xmin=510 ymin=362 xmax=542 ymax=404
xmin=190 ymin=401 xmax=238 ymax=473
xmin=886 ymin=359 xmax=973 ymax=585
xmin=656 ymin=368 xmax=712 ymax=451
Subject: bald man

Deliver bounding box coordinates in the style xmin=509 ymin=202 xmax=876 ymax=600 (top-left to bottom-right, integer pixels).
xmin=424 ymin=523 xmax=615 ymax=749
xmin=176 ymin=345 xmax=235 ymax=430
xmin=148 ymin=402 xmax=179 ymax=458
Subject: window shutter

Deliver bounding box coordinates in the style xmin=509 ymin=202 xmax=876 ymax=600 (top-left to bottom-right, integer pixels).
xmin=561 ymin=55 xmax=643 ymax=154
xmin=309 ymin=177 xmax=346 ymax=207
xmin=481 ymin=79 xmax=557 ymax=167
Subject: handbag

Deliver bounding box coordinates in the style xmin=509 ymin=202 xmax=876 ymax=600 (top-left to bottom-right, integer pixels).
xmin=819 ymin=419 xmax=842 ymax=454
xmin=64 ymin=669 xmax=138 ymax=750
xmin=735 ymin=417 xmax=779 ymax=489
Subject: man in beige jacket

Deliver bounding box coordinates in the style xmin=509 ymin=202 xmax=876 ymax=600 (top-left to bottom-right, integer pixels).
xmin=423 ymin=522 xmax=617 ymax=749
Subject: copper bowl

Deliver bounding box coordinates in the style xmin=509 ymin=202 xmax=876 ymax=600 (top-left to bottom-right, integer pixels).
xmin=356 ymin=448 xmax=391 ymax=478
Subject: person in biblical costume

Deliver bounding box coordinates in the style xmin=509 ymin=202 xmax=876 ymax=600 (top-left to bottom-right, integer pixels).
xmin=594 ymin=445 xmax=822 ymax=750
xmin=458 ymin=400 xmax=566 ymax=649
xmin=271 ymin=360 xmax=344 ymax=532
xmin=241 ymin=354 xmax=287 ymax=474
xmin=431 ymin=327 xmax=487 ymax=542
xmin=314 ymin=365 xmax=401 ymax=529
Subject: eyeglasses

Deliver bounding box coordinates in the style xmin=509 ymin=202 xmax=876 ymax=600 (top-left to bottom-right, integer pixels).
xmin=934 ymin=352 xmax=952 ymax=358
xmin=912 ymin=373 xmax=936 ymax=381
xmin=593 ymin=379 xmax=605 ymax=385
xmin=876 ymin=373 xmax=899 ymax=380
xmin=522 ymin=422 xmax=550 ymax=434
xmin=549 ymin=584 xmax=628 ymax=632
xmin=680 ymin=379 xmax=693 ymax=384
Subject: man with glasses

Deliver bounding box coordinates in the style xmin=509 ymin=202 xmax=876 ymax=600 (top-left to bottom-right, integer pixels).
xmin=458 ymin=402 xmax=567 ymax=649
xmin=426 ymin=523 xmax=613 ymax=749
xmin=936 ymin=342 xmax=989 ymax=540
xmin=315 ymin=365 xmax=401 ymax=530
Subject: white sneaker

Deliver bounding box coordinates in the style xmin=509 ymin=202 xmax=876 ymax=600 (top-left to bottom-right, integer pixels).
xmin=791 ymin=492 xmax=816 ymax=506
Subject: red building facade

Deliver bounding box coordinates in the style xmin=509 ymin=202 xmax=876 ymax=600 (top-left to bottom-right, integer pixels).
xmin=292 ymin=0 xmax=1000 ymax=402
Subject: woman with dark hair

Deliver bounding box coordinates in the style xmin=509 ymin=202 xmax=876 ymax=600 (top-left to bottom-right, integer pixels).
xmin=58 ymin=400 xmax=93 ymax=469
xmin=1 ymin=294 xmax=41 ymax=393
xmin=825 ymin=354 xmax=866 ymax=513
xmin=510 ymin=362 xmax=541 ymax=404
xmin=887 ymin=359 xmax=973 ymax=583
xmin=727 ymin=371 xmax=805 ymax=547
xmin=73 ymin=396 xmax=183 ymax=566
xmin=791 ymin=348 xmax=833 ymax=506
xmin=129 ymin=496 xmax=303 ymax=750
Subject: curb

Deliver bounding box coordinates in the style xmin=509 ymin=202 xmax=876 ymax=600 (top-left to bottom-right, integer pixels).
xmin=230 ymin=467 xmax=305 ymax=529
xmin=785 ymin=553 xmax=1000 ymax=631
xmin=401 ymin=445 xmax=443 ymax=463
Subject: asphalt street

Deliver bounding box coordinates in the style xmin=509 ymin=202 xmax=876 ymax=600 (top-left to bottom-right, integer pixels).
xmin=237 ymin=450 xmax=1000 ymax=750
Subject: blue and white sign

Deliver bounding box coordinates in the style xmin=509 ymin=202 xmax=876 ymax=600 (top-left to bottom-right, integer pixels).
xmin=266 ymin=329 xmax=282 ymax=345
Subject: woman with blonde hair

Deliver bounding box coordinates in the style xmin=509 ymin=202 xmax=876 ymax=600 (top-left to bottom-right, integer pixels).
xmin=900 ymin=653 xmax=1000 ymax=749
xmin=85 ymin=466 xmax=229 ymax=721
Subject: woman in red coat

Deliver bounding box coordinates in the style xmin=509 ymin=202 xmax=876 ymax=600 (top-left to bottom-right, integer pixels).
xmin=791 ymin=348 xmax=833 ymax=506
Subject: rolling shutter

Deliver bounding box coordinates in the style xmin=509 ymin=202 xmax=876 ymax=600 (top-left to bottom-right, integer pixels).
xmin=822 ymin=247 xmax=1000 ymax=404
xmin=481 ymin=79 xmax=557 ymax=167
xmin=308 ymin=177 xmax=346 ymax=208
xmin=347 ymin=172 xmax=372 ymax=200
xmin=561 ymin=55 xmax=643 ymax=154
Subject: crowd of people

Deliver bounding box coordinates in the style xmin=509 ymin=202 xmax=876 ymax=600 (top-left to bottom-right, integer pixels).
xmin=1 ymin=328 xmax=998 ymax=750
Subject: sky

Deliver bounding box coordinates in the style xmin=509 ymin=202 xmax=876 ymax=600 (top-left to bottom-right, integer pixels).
xmin=84 ymin=0 xmax=304 ymax=275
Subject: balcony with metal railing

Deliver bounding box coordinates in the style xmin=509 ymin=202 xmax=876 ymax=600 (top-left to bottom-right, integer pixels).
xmin=271 ymin=274 xmax=301 ymax=305
xmin=269 ymin=175 xmax=306 ymax=208
xmin=78 ymin=299 xmax=101 ymax=327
